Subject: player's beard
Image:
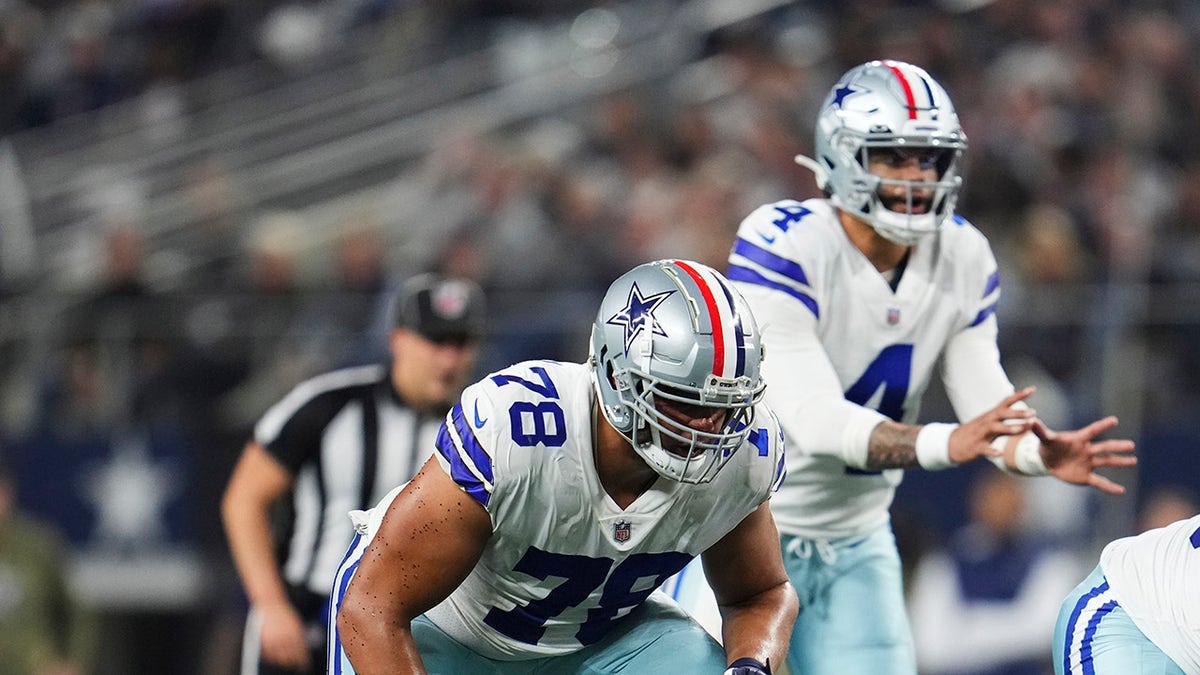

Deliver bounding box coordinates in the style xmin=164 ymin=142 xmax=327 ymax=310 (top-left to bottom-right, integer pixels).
xmin=878 ymin=189 xmax=933 ymax=215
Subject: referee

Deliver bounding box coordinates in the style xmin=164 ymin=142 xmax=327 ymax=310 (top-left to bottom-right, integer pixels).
xmin=222 ymin=273 xmax=485 ymax=674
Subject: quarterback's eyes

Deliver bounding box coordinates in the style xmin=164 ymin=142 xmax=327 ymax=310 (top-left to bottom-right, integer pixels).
xmin=869 ymin=147 xmax=948 ymax=170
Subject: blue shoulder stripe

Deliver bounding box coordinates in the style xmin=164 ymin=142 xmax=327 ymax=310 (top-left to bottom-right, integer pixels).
xmin=435 ymin=402 xmax=494 ymax=506
xmin=982 ymin=270 xmax=1000 ymax=298
xmin=969 ymin=301 xmax=997 ymax=327
xmin=727 ymin=264 xmax=819 ymax=319
xmin=733 ymin=238 xmax=809 ymax=286
xmin=771 ymin=452 xmax=786 ymax=493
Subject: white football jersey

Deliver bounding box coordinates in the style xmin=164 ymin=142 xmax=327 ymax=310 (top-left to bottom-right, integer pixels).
xmin=1099 ymin=514 xmax=1200 ymax=673
xmin=728 ymin=198 xmax=1014 ymax=538
xmin=355 ymin=360 xmax=785 ymax=660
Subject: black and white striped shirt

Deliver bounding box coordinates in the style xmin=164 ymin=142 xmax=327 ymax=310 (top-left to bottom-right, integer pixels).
xmin=254 ymin=364 xmax=444 ymax=596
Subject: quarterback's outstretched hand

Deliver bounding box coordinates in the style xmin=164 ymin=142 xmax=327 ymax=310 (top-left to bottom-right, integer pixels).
xmin=1034 ymin=416 xmax=1137 ymax=495
xmin=947 ymin=387 xmax=1038 ymax=464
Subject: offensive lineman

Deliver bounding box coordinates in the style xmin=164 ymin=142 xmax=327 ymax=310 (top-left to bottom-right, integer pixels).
xmin=1054 ymin=513 xmax=1200 ymax=674
xmin=722 ymin=59 xmax=1137 ymax=674
xmin=328 ymin=259 xmax=796 ymax=674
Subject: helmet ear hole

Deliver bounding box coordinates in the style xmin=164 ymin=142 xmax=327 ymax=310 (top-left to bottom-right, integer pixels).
xmin=631 ymin=378 xmax=647 ymax=397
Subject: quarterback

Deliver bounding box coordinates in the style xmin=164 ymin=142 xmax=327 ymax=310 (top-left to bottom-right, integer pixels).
xmin=723 ymin=59 xmax=1137 ymax=674
xmin=328 ymin=259 xmax=796 ymax=674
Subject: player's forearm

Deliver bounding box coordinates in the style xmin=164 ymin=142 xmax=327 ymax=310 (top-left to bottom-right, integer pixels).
xmin=718 ymin=581 xmax=799 ymax=669
xmin=863 ymin=420 xmax=921 ymax=470
xmin=337 ymin=603 xmax=426 ymax=674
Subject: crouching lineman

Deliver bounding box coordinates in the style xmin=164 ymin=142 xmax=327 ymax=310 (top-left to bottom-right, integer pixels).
xmin=327 ymin=259 xmax=796 ymax=674
xmin=1054 ymin=513 xmax=1200 ymax=674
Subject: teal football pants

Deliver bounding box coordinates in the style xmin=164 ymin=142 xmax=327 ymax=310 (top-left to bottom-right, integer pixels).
xmin=782 ymin=524 xmax=915 ymax=675
xmin=1053 ymin=564 xmax=1184 ymax=675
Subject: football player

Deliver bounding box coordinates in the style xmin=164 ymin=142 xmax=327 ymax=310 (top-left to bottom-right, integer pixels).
xmin=721 ymin=59 xmax=1137 ymax=674
xmin=1054 ymin=513 xmax=1200 ymax=674
xmin=327 ymin=259 xmax=796 ymax=674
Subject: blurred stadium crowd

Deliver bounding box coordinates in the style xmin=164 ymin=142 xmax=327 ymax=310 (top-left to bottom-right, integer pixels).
xmin=1 ymin=0 xmax=1200 ymax=673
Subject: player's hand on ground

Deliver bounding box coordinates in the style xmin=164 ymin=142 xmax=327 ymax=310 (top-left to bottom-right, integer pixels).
xmin=1034 ymin=416 xmax=1137 ymax=495
xmin=259 ymin=601 xmax=313 ymax=671
xmin=948 ymin=387 xmax=1037 ymax=464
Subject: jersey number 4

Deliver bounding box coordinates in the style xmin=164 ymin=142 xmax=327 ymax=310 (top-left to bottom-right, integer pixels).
xmin=845 ymin=344 xmax=913 ymax=422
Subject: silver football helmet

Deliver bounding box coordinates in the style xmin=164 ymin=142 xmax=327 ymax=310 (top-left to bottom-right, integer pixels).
xmin=588 ymin=259 xmax=765 ymax=484
xmin=795 ymin=59 xmax=967 ymax=245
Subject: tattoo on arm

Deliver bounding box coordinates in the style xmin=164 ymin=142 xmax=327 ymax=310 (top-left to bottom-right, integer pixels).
xmin=864 ymin=422 xmax=921 ymax=470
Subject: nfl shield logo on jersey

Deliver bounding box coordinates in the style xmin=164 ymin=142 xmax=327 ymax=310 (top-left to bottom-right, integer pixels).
xmin=886 ymin=307 xmax=900 ymax=325
xmin=614 ymin=520 xmax=632 ymax=543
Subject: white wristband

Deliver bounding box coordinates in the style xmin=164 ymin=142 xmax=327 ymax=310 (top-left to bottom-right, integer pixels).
xmin=915 ymin=423 xmax=957 ymax=470
xmin=1012 ymin=432 xmax=1048 ymax=475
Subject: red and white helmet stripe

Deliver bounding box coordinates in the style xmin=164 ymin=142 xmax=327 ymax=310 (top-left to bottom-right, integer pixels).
xmin=670 ymin=259 xmax=747 ymax=379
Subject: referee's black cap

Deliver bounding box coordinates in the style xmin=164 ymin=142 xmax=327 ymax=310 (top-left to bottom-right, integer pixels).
xmin=394 ymin=273 xmax=486 ymax=342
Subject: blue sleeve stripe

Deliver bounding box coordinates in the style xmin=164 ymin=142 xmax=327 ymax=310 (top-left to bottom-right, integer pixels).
xmin=435 ymin=405 xmax=494 ymax=507
xmin=969 ymin=301 xmax=997 ymax=327
xmin=435 ymin=424 xmax=488 ymax=506
xmin=771 ymin=453 xmax=786 ymax=493
xmin=451 ymin=403 xmax=495 ymax=484
xmin=727 ymin=264 xmax=819 ymax=319
xmin=732 ymin=238 xmax=809 ymax=286
xmin=982 ymin=270 xmax=1000 ymax=298
xmin=436 ymin=424 xmax=491 ymax=506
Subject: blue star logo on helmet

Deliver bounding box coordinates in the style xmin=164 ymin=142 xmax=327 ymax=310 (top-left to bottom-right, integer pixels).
xmin=831 ymin=83 xmax=857 ymax=108
xmin=606 ymin=282 xmax=675 ymax=355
